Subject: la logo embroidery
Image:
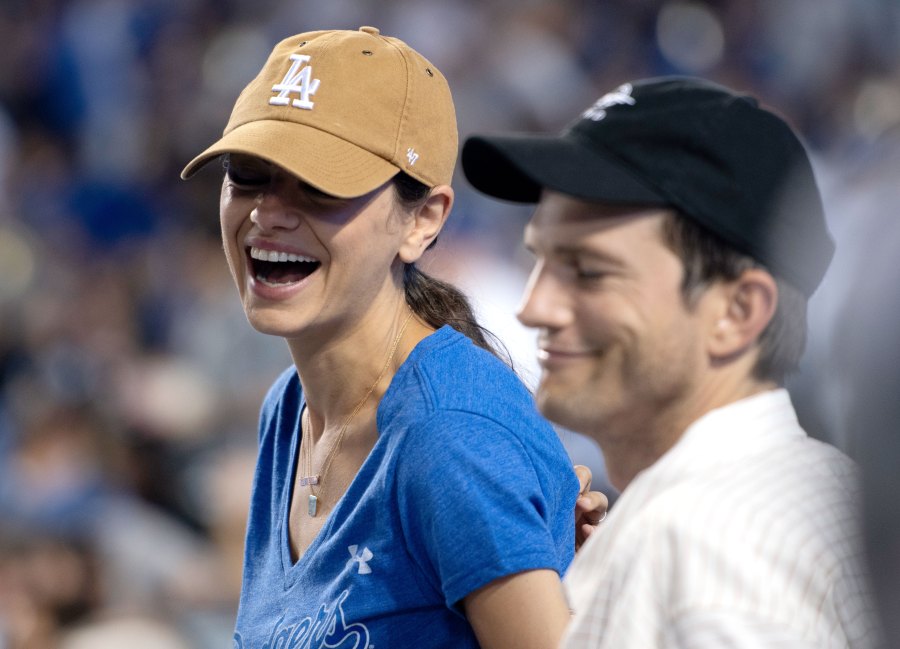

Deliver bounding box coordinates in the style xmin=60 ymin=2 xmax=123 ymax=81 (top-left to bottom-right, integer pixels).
xmin=406 ymin=148 xmax=419 ymax=166
xmin=347 ymin=545 xmax=373 ymax=575
xmin=582 ymin=83 xmax=636 ymax=121
xmin=270 ymin=54 xmax=320 ymax=110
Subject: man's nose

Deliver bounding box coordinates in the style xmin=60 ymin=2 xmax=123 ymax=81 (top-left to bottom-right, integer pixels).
xmin=516 ymin=261 xmax=573 ymax=330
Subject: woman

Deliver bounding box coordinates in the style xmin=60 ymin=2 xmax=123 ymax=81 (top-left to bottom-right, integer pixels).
xmin=182 ymin=26 xmax=602 ymax=648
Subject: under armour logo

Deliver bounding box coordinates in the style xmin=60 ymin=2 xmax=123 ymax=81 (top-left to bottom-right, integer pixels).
xmin=406 ymin=148 xmax=419 ymax=166
xmin=347 ymin=545 xmax=373 ymax=575
xmin=270 ymin=54 xmax=320 ymax=110
xmin=582 ymin=83 xmax=636 ymax=121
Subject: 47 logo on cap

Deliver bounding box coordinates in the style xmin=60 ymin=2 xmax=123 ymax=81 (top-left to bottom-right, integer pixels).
xmin=270 ymin=54 xmax=320 ymax=110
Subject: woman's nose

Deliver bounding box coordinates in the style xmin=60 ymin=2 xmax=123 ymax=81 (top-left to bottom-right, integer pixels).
xmin=249 ymin=188 xmax=303 ymax=232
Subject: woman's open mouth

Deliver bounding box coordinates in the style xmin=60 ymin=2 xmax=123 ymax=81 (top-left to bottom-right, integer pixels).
xmin=248 ymin=246 xmax=321 ymax=287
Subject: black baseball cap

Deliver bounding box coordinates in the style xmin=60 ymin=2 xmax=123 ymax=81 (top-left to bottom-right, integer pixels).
xmin=461 ymin=76 xmax=834 ymax=296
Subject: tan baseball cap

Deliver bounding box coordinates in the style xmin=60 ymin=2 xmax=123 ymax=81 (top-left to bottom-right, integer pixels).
xmin=181 ymin=26 xmax=458 ymax=197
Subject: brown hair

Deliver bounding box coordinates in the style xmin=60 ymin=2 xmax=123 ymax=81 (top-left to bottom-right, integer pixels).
xmin=392 ymin=172 xmax=509 ymax=363
xmin=660 ymin=211 xmax=808 ymax=384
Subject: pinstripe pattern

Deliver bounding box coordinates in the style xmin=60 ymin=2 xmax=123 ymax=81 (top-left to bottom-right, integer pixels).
xmin=562 ymin=389 xmax=881 ymax=649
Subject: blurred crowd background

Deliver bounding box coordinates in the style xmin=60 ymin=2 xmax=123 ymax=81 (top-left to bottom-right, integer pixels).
xmin=1 ymin=0 xmax=898 ymax=647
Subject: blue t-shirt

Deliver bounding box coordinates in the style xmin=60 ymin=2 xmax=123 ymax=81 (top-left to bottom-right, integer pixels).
xmin=234 ymin=325 xmax=579 ymax=648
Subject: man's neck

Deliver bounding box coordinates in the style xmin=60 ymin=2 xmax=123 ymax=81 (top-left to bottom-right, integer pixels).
xmin=601 ymin=371 xmax=777 ymax=491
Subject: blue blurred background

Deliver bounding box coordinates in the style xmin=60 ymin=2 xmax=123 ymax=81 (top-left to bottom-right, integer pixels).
xmin=1 ymin=1 xmax=898 ymax=646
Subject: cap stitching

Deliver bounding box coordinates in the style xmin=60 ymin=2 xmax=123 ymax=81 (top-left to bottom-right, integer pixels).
xmin=188 ymin=111 xmax=400 ymax=189
xmin=227 ymin=31 xmax=401 ymax=168
xmin=377 ymin=36 xmax=413 ymax=180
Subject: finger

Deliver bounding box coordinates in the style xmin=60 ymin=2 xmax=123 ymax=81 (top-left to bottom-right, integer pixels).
xmin=582 ymin=508 xmax=608 ymax=524
xmin=574 ymin=464 xmax=592 ymax=495
xmin=576 ymin=491 xmax=609 ymax=516
xmin=575 ymin=522 xmax=599 ymax=552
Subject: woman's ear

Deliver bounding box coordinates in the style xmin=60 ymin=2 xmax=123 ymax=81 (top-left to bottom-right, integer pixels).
xmin=398 ymin=185 xmax=453 ymax=264
xmin=708 ymin=268 xmax=778 ymax=360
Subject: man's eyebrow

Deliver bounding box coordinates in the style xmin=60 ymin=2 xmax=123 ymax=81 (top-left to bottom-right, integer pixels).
xmin=521 ymin=234 xmax=625 ymax=262
xmin=551 ymin=244 xmax=627 ymax=266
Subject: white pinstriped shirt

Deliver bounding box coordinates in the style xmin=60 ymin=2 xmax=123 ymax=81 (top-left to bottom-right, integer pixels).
xmin=562 ymin=389 xmax=881 ymax=649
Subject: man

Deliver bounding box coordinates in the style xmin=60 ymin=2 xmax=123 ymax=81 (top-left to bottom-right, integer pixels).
xmin=461 ymin=77 xmax=881 ymax=648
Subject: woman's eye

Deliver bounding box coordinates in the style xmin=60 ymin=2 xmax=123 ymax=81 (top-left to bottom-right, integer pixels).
xmin=226 ymin=166 xmax=269 ymax=186
xmin=223 ymin=156 xmax=270 ymax=187
xmin=299 ymin=183 xmax=347 ymax=209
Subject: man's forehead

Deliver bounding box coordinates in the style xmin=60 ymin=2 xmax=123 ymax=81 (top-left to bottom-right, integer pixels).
xmin=526 ymin=193 xmax=672 ymax=242
xmin=535 ymin=191 xmax=669 ymax=221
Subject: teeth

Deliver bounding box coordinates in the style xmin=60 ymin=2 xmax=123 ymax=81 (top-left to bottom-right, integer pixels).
xmin=259 ymin=278 xmax=297 ymax=287
xmin=249 ymin=247 xmax=317 ymax=263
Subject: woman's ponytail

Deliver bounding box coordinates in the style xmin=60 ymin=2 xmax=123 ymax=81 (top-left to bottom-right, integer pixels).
xmin=393 ymin=172 xmax=509 ymax=363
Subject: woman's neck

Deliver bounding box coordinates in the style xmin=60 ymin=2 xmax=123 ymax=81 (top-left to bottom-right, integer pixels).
xmin=287 ymin=305 xmax=434 ymax=435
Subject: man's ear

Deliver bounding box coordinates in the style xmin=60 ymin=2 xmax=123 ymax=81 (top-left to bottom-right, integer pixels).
xmin=398 ymin=184 xmax=453 ymax=264
xmin=707 ymin=268 xmax=778 ymax=360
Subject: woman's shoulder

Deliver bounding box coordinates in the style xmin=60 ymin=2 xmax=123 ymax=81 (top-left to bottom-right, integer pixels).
xmin=383 ymin=326 xmax=550 ymax=439
xmin=411 ymin=325 xmax=527 ymax=393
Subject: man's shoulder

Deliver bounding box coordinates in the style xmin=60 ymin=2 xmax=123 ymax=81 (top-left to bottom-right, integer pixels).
xmin=617 ymin=436 xmax=861 ymax=574
xmin=569 ymin=438 xmax=872 ymax=649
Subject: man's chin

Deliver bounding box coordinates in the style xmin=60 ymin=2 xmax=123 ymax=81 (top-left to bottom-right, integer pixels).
xmin=536 ymin=387 xmax=587 ymax=433
xmin=538 ymin=376 xmax=615 ymax=435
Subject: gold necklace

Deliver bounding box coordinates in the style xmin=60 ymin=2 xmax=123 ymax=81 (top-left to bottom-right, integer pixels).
xmin=299 ymin=310 xmax=413 ymax=517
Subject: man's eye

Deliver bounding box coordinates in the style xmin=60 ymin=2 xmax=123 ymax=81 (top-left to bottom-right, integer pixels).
xmin=575 ymin=265 xmax=610 ymax=282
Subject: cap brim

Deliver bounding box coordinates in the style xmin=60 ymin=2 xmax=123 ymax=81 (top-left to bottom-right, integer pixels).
xmin=181 ymin=120 xmax=400 ymax=198
xmin=461 ymin=133 xmax=667 ymax=205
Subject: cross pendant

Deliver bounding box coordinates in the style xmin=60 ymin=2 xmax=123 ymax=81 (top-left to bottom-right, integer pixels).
xmin=308 ymin=494 xmax=318 ymax=517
